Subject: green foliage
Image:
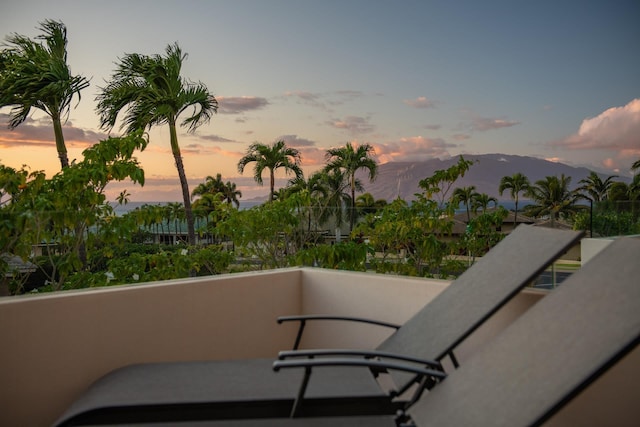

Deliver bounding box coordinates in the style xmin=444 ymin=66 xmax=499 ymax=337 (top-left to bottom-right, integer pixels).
xmin=459 ymin=208 xmax=509 ymax=262
xmin=354 ymin=197 xmax=456 ymax=277
xmin=218 ymin=198 xmax=301 ymax=269
xmin=295 ymin=241 xmax=371 ymax=271
xmin=0 ymin=133 xmax=147 ymax=292
xmin=573 ymin=209 xmax=640 ymax=237
xmin=418 ymin=156 xmax=475 ymax=205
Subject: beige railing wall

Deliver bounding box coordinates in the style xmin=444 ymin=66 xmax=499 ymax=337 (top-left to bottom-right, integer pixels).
xmin=0 ymin=269 xmax=303 ymax=426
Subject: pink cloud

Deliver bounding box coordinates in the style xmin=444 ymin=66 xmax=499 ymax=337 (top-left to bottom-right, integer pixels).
xmin=373 ymin=136 xmax=456 ymax=163
xmin=403 ymin=96 xmax=436 ymax=109
xmin=0 ymin=114 xmax=105 ymax=148
xmin=327 ymin=115 xmax=375 ymax=134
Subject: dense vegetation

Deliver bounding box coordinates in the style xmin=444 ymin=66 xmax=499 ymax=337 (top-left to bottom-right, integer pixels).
xmin=1 ymin=21 xmax=639 ymax=295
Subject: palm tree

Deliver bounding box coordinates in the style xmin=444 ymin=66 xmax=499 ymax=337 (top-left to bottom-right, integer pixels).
xmin=319 ymin=169 xmax=355 ymax=240
xmin=473 ymin=193 xmax=498 ymax=214
xmin=498 ymin=173 xmax=530 ymax=226
xmin=221 ymin=181 xmax=242 ymax=208
xmin=0 ymin=20 xmax=89 ymax=169
xmin=632 ymin=159 xmax=640 ymax=174
xmin=452 ymin=186 xmax=477 ymax=222
xmin=324 ymin=142 xmax=377 ymax=231
xmin=237 ymin=140 xmax=303 ymax=202
xmin=577 ymin=171 xmax=618 ymax=203
xmin=96 ymin=43 xmax=217 ymax=246
xmin=192 ymin=174 xmax=225 ymax=199
xmin=524 ymin=174 xmax=583 ymax=226
xmin=191 ymin=174 xmax=241 ymax=208
xmin=286 ymin=172 xmax=329 ymax=233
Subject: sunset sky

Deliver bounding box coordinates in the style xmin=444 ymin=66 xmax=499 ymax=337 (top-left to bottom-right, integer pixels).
xmin=1 ymin=0 xmax=639 ymax=202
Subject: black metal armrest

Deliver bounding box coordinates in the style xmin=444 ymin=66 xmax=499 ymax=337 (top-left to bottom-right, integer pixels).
xmin=273 ymin=357 xmax=446 ymax=379
xmin=273 ymin=357 xmax=446 ymax=417
xmin=277 ymin=349 xmax=443 ymax=371
xmin=277 ymin=315 xmax=401 ymax=350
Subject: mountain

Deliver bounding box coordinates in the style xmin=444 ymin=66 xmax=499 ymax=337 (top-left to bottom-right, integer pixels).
xmin=356 ymin=154 xmax=627 ymax=202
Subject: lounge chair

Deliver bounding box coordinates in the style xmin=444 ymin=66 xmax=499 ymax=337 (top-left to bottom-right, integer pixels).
xmin=53 ymin=225 xmax=583 ymax=426
xmin=218 ymin=235 xmax=639 ymax=426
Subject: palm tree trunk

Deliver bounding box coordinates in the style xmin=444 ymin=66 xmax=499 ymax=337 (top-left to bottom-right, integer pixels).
xmin=269 ymin=169 xmax=275 ymax=202
xmin=350 ymin=174 xmax=356 ymax=232
xmin=169 ymin=122 xmax=196 ymax=247
xmin=52 ymin=113 xmax=69 ymax=169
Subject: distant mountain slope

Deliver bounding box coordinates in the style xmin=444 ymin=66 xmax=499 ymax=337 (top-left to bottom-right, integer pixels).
xmin=356 ymin=154 xmax=626 ymax=201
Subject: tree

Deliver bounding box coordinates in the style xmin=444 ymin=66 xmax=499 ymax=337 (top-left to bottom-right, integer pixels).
xmin=319 ymin=169 xmax=355 ymax=240
xmin=285 ymin=172 xmax=329 ymax=236
xmin=0 ymin=132 xmax=147 ymax=292
xmin=419 ymin=156 xmax=475 ymax=207
xmin=324 ymin=142 xmax=377 ymax=231
xmin=237 ymin=140 xmax=302 ymax=202
xmin=192 ymin=174 xmax=241 ymax=208
xmin=498 ymin=172 xmax=530 ymax=226
xmin=0 ymin=20 xmax=89 ymax=169
xmin=632 ymin=159 xmax=640 ymax=173
xmin=524 ymin=174 xmax=583 ymax=225
xmin=96 ymin=43 xmax=218 ymax=247
xmin=472 ymin=192 xmax=498 ymax=214
xmin=577 ymin=171 xmax=618 ymax=203
xmin=452 ymin=186 xmax=477 ymax=222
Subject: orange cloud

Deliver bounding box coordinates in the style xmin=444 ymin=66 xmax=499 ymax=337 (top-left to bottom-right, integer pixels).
xmin=372 ymin=136 xmax=456 ymax=163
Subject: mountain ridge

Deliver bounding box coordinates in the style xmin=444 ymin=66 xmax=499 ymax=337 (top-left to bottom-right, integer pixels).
xmin=355 ymin=154 xmax=628 ymax=202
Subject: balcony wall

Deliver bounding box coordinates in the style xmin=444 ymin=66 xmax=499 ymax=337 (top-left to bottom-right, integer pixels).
xmin=0 ymin=267 xmax=611 ymax=426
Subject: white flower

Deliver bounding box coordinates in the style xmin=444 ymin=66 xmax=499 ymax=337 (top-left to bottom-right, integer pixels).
xmin=105 ymin=271 xmax=115 ymax=282
xmin=132 ymin=273 xmax=139 ymax=281
xmin=181 ymin=249 xmax=188 ymax=256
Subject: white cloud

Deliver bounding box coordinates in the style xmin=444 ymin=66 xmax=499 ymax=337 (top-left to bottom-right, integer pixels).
xmin=556 ymin=98 xmax=640 ymax=151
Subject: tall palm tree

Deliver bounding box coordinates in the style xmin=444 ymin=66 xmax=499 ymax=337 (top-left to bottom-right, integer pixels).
xmin=524 ymin=174 xmax=583 ymax=226
xmin=324 ymin=142 xmax=377 ymax=231
xmin=452 ymin=186 xmax=477 ymax=222
xmin=577 ymin=171 xmax=618 ymax=203
xmin=96 ymin=43 xmax=218 ymax=246
xmin=0 ymin=20 xmax=89 ymax=169
xmin=237 ymin=140 xmax=302 ymax=202
xmin=319 ymin=169 xmax=355 ymax=240
xmin=498 ymin=172 xmax=530 ymax=226
xmin=632 ymin=159 xmax=640 ymax=173
xmin=286 ymin=172 xmax=329 ymax=232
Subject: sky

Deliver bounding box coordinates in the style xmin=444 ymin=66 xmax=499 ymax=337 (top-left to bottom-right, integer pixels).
xmin=1 ymin=0 xmax=639 ymax=202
